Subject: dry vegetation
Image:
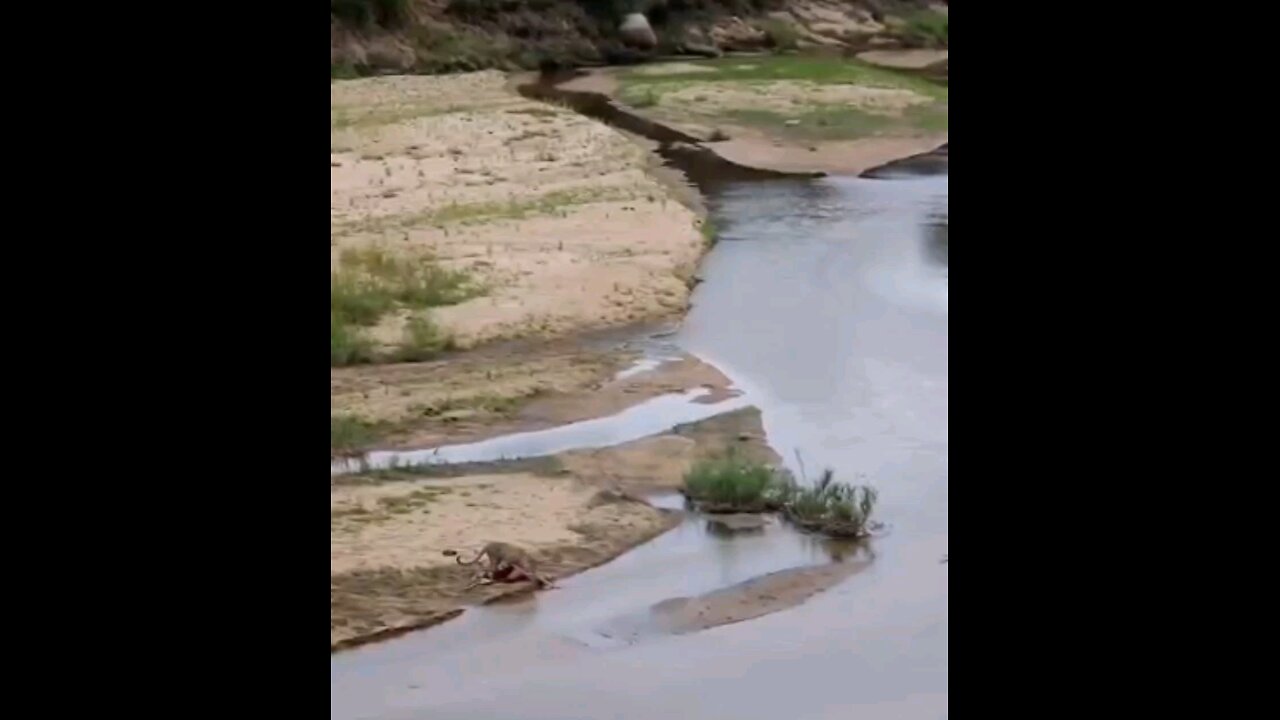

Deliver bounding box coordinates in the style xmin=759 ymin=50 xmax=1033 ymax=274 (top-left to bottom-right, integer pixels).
xmin=617 ymin=56 xmax=948 ymax=143
xmin=331 ymin=71 xmax=705 ymax=355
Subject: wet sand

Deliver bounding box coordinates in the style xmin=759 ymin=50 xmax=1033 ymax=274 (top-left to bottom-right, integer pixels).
xmin=331 ymin=406 xmax=777 ymax=651
xmin=333 ymin=347 xmax=739 ymax=454
xmin=597 ymin=557 xmax=873 ymax=641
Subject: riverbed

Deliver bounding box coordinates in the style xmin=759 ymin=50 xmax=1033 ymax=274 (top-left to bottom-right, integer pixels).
xmin=331 ymin=171 xmax=948 ymax=719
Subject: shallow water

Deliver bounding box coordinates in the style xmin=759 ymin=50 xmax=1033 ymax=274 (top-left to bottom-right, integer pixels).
xmin=331 ymin=173 xmax=948 ymax=720
xmin=331 ymin=385 xmax=749 ymax=475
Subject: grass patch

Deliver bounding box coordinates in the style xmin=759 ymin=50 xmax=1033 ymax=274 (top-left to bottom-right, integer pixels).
xmin=617 ymin=57 xmax=947 ymax=141
xmin=722 ymin=106 xmax=894 ymax=141
xmin=619 ymin=57 xmax=947 ymax=100
xmin=905 ymin=104 xmax=950 ymax=133
xmin=629 ymin=88 xmax=660 ymax=108
xmin=392 ymin=315 xmax=456 ymax=363
xmin=332 ymin=314 xmax=376 ymax=366
xmin=330 ymin=247 xmax=479 ymax=366
xmin=331 ymin=61 xmax=365 ymax=81
xmin=407 ymin=392 xmax=525 ymax=419
xmin=781 ymin=469 xmax=879 ymax=539
xmin=682 ymin=452 xmax=791 ymax=513
xmin=332 ymin=186 xmax=637 ymax=238
xmin=698 ymin=218 xmax=718 ymax=248
xmin=901 ymin=10 xmax=949 ymax=48
xmin=332 ymin=414 xmax=387 ymax=455
xmin=716 ymin=98 xmax=947 ymax=141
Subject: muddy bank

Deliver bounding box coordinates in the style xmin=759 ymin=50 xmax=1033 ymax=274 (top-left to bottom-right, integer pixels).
xmin=597 ymin=556 xmax=873 ymax=641
xmin=860 ymin=141 xmax=948 ymax=178
xmin=330 ymin=407 xmax=775 ymax=651
xmin=518 ymin=72 xmax=825 ymax=190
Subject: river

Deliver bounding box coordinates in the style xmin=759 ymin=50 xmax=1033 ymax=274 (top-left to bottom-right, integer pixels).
xmin=331 ymin=172 xmax=948 ymax=720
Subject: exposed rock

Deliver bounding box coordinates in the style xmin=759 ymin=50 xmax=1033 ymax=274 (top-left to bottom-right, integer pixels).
xmin=332 ymin=42 xmax=366 ymax=69
xmin=710 ymin=17 xmax=769 ymax=51
xmin=866 ymin=35 xmax=905 ymax=50
xmin=683 ymin=41 xmax=723 ymax=58
xmin=619 ymin=13 xmax=658 ymax=50
xmin=365 ymin=36 xmax=416 ymax=72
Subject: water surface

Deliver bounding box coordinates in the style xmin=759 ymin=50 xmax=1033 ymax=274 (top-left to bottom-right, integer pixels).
xmin=331 ymin=173 xmax=948 ymax=720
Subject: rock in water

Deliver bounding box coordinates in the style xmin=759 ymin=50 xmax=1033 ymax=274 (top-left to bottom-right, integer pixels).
xmin=619 ymin=13 xmax=657 ymax=49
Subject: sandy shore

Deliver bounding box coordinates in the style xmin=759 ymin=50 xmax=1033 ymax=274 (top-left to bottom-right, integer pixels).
xmin=331 ymin=71 xmax=705 ymax=352
xmin=331 ymin=408 xmax=775 ymax=650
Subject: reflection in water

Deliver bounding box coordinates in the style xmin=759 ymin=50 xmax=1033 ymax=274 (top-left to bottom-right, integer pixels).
xmin=707 ymin=177 xmax=869 ymax=244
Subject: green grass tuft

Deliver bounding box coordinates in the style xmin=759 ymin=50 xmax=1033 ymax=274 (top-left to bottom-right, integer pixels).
xmin=620 ymin=57 xmax=946 ymax=100
xmin=393 ymin=315 xmax=456 ymax=362
xmin=902 ymin=10 xmax=949 ymax=48
xmin=330 ymin=247 xmax=480 ymax=366
xmin=782 ymin=468 xmax=879 ymax=538
xmin=699 ymin=218 xmax=718 ymax=247
xmin=683 ymin=452 xmax=791 ymax=513
xmin=629 ymin=88 xmax=659 ymax=108
xmin=332 ymin=314 xmax=375 ymax=366
xmin=331 ymin=414 xmax=385 ymax=455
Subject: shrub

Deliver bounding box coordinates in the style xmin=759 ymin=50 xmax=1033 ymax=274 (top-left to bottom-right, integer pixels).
xmin=392 ymin=315 xmax=455 ymax=362
xmin=783 ymin=469 xmax=879 ymax=538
